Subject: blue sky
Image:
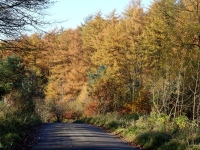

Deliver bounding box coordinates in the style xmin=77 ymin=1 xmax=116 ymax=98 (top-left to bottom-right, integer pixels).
xmin=45 ymin=0 xmax=152 ymax=31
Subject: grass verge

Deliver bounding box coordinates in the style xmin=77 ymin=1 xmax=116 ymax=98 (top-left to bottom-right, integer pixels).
xmin=75 ymin=112 xmax=200 ymax=150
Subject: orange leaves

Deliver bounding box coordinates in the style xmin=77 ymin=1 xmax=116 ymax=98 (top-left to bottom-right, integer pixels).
xmin=84 ymin=100 xmax=99 ymax=117
xmin=124 ymin=89 xmax=151 ymax=114
xmin=43 ymin=28 xmax=89 ymax=103
xmin=132 ymin=90 xmax=151 ymax=114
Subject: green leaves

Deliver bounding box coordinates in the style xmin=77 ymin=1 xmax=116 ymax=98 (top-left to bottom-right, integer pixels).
xmin=0 ymin=55 xmax=25 ymax=96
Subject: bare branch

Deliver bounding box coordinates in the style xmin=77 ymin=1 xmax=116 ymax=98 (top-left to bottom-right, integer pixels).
xmin=0 ymin=0 xmax=55 ymax=40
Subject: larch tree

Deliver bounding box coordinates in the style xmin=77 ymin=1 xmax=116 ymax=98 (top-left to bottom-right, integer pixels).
xmin=81 ymin=12 xmax=107 ymax=64
xmin=43 ymin=29 xmax=70 ymax=102
xmin=139 ymin=0 xmax=184 ymax=117
xmin=44 ymin=28 xmax=88 ymax=104
xmin=121 ymin=0 xmax=149 ymax=113
xmin=177 ymin=0 xmax=200 ymax=122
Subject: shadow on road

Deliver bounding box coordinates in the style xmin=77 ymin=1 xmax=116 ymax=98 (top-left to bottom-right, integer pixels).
xmin=32 ymin=123 xmax=138 ymax=150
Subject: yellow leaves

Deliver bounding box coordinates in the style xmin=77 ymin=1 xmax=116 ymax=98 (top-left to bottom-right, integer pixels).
xmin=43 ymin=28 xmax=89 ymax=103
xmin=81 ymin=13 xmax=106 ymax=52
xmin=175 ymin=115 xmax=189 ymax=129
xmin=91 ymin=48 xmax=110 ymax=66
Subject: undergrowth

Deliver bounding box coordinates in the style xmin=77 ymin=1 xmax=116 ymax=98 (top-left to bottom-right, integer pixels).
xmin=75 ymin=112 xmax=200 ymax=150
xmin=0 ymin=107 xmax=41 ymax=150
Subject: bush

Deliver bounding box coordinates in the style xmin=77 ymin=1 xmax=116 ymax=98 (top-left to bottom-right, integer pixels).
xmin=3 ymin=133 xmax=20 ymax=150
xmin=127 ymin=126 xmax=138 ymax=134
xmin=90 ymin=117 xmax=99 ymax=124
xmin=0 ymin=110 xmax=41 ymax=149
xmin=151 ymin=132 xmax=171 ymax=149
xmin=98 ymin=118 xmax=106 ymax=126
xmin=135 ymin=132 xmax=152 ymax=148
xmin=160 ymin=139 xmax=185 ymax=150
xmin=105 ymin=121 xmax=120 ymax=130
xmin=175 ymin=115 xmax=189 ymax=129
xmin=135 ymin=132 xmax=171 ymax=149
xmin=192 ymin=145 xmax=200 ymax=150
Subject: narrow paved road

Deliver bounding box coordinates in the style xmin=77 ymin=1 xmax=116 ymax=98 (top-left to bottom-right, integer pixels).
xmin=32 ymin=123 xmax=138 ymax=150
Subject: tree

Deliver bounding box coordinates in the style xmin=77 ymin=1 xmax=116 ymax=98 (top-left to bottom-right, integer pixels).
xmin=0 ymin=55 xmax=25 ymax=97
xmin=0 ymin=55 xmax=45 ymax=111
xmin=139 ymin=0 xmax=182 ymax=117
xmin=43 ymin=28 xmax=88 ymax=102
xmin=121 ymin=0 xmax=147 ymax=111
xmin=81 ymin=11 xmax=107 ymax=63
xmin=139 ymin=0 xmax=200 ymax=121
xmin=0 ymin=0 xmax=54 ymax=40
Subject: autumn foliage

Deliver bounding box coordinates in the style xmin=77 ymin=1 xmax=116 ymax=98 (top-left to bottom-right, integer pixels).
xmin=1 ymin=0 xmax=200 ymax=125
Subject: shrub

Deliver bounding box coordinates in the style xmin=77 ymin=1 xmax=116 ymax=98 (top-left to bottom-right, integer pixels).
xmin=123 ymin=113 xmax=139 ymax=121
xmin=74 ymin=112 xmax=200 ymax=150
xmin=175 ymin=115 xmax=189 ymax=129
xmin=105 ymin=121 xmax=120 ymax=130
xmin=85 ymin=117 xmax=92 ymax=123
xmin=160 ymin=139 xmax=185 ymax=150
xmin=135 ymin=132 xmax=152 ymax=149
xmin=0 ymin=110 xmax=41 ymax=149
xmin=127 ymin=126 xmax=138 ymax=134
xmin=192 ymin=145 xmax=200 ymax=150
xmin=135 ymin=132 xmax=171 ymax=150
xmin=151 ymin=132 xmax=171 ymax=149
xmin=90 ymin=117 xmax=99 ymax=124
xmin=3 ymin=133 xmax=20 ymax=150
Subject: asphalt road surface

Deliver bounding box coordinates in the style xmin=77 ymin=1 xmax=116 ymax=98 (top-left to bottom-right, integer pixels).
xmin=32 ymin=123 xmax=138 ymax=150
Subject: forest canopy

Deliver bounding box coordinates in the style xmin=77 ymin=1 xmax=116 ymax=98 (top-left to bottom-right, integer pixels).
xmin=1 ymin=0 xmax=200 ymax=122
xmin=1 ymin=0 xmax=200 ymax=148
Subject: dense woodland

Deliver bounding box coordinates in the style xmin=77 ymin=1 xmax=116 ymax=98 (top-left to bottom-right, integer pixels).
xmin=1 ymin=0 xmax=200 ymax=149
